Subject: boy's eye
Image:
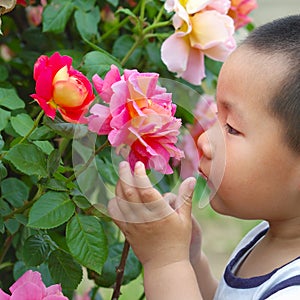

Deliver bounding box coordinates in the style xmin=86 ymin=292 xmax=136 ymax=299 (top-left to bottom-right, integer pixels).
xmin=224 ymin=123 xmax=240 ymax=135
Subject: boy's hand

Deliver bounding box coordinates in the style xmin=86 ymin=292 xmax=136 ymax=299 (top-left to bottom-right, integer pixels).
xmin=108 ymin=161 xmax=196 ymax=270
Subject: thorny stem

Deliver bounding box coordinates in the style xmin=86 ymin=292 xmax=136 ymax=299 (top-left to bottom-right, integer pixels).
xmin=111 ymin=239 xmax=131 ymax=300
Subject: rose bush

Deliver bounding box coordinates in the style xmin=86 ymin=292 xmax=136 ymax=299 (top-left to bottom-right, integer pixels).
xmin=0 ymin=0 xmax=257 ymax=299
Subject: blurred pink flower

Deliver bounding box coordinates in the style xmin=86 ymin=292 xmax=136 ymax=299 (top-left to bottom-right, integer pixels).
xmin=179 ymin=95 xmax=217 ymax=179
xmin=162 ymin=0 xmax=236 ymax=85
xmin=26 ymin=0 xmax=47 ymax=27
xmin=0 ymin=270 xmax=68 ymax=300
xmin=88 ymin=65 xmax=184 ymax=174
xmin=228 ymin=0 xmax=258 ymax=29
xmin=31 ymin=52 xmax=94 ymax=123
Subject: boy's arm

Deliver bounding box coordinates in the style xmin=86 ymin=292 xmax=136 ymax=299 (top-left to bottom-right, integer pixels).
xmin=108 ymin=161 xmax=203 ymax=299
xmin=189 ymin=217 xmax=219 ymax=300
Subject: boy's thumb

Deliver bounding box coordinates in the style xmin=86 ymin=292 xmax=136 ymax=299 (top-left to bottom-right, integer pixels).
xmin=177 ymin=177 xmax=196 ymax=218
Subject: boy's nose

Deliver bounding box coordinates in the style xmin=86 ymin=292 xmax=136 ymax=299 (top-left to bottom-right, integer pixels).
xmin=197 ymin=130 xmax=213 ymax=160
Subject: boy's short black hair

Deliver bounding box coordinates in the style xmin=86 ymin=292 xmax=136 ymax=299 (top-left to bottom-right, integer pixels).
xmin=243 ymin=15 xmax=300 ymax=153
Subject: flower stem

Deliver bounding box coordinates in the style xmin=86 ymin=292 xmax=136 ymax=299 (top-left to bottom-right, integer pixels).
xmin=120 ymin=37 xmax=142 ymax=66
xmin=66 ymin=139 xmax=110 ymax=184
xmin=0 ymin=235 xmax=14 ymax=266
xmin=111 ymin=239 xmax=131 ymax=300
xmin=18 ymin=110 xmax=44 ymax=145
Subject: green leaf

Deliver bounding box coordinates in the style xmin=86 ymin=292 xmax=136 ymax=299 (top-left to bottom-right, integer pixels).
xmin=0 ymin=198 xmax=11 ymax=216
xmin=0 ymin=108 xmax=11 ymax=131
xmin=33 ymin=141 xmax=54 ymax=155
xmin=116 ymin=8 xmax=138 ymax=19
xmin=106 ymin=0 xmax=119 ymax=7
xmin=10 ymin=113 xmax=34 ymax=137
xmin=48 ymin=249 xmax=82 ymax=290
xmin=96 ymin=157 xmax=118 ymax=186
xmin=23 ymin=234 xmax=50 ymax=266
xmin=47 ymin=149 xmax=61 ymax=176
xmin=72 ymin=194 xmax=92 ymax=210
xmin=66 ymin=215 xmax=108 ymax=274
xmin=73 ymin=0 xmax=96 ymax=11
xmin=82 ymin=51 xmax=121 ymax=79
xmin=43 ymin=116 xmax=89 ymax=139
xmin=0 ymin=216 xmax=4 ymax=233
xmin=28 ymin=191 xmax=75 ymax=229
xmin=0 ymin=133 xmax=4 ymax=150
xmin=30 ymin=125 xmax=56 ymax=140
xmin=43 ymin=0 xmax=75 ymax=33
xmin=0 ymin=65 xmax=8 ymax=81
xmin=74 ymin=6 xmax=100 ymax=41
xmin=0 ymin=162 xmax=7 ymax=181
xmin=1 ymin=178 xmax=29 ymax=207
xmin=0 ymin=85 xmax=25 ymax=110
xmin=5 ymin=218 xmax=20 ymax=234
xmin=44 ymin=179 xmax=68 ymax=192
xmin=91 ymin=242 xmax=142 ymax=287
xmin=5 ymin=144 xmax=48 ymax=177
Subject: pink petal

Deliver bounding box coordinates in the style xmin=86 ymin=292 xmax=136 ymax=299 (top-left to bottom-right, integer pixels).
xmin=87 ymin=104 xmax=112 ymax=134
xmin=161 ymin=33 xmax=190 ymax=74
xmin=181 ymin=48 xmax=205 ymax=85
xmin=10 ymin=282 xmax=43 ymax=300
xmin=10 ymin=270 xmax=45 ymax=294
xmin=92 ymin=65 xmax=121 ymax=103
xmin=0 ymin=289 xmax=10 ymax=300
xmin=45 ymin=284 xmax=62 ymax=295
xmin=207 ymin=0 xmax=231 ymax=14
xmin=44 ymin=296 xmax=69 ymax=300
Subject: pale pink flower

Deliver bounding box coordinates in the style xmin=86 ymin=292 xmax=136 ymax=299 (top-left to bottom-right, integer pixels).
xmin=228 ymin=0 xmax=258 ymax=29
xmin=88 ymin=65 xmax=184 ymax=174
xmin=0 ymin=270 xmax=68 ymax=300
xmin=162 ymin=0 xmax=236 ymax=85
xmin=179 ymin=95 xmax=217 ymax=179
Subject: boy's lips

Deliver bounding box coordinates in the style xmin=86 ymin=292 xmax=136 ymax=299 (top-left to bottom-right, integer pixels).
xmin=199 ymin=168 xmax=208 ymax=181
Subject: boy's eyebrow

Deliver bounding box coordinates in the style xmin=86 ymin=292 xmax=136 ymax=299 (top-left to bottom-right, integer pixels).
xmin=218 ymin=100 xmax=245 ymax=123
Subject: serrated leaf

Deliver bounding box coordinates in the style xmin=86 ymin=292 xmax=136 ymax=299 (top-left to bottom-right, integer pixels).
xmin=48 ymin=249 xmax=82 ymax=290
xmin=43 ymin=0 xmax=75 ymax=33
xmin=66 ymin=215 xmax=108 ymax=274
xmin=5 ymin=218 xmax=20 ymax=234
xmin=74 ymin=6 xmax=100 ymax=41
xmin=23 ymin=235 xmax=50 ymax=266
xmin=91 ymin=242 xmax=142 ymax=287
xmin=116 ymin=8 xmax=138 ymax=19
xmin=28 ymin=191 xmax=75 ymax=229
xmin=0 ymin=108 xmax=11 ymax=131
xmin=45 ymin=179 xmax=68 ymax=192
xmin=1 ymin=177 xmax=29 ymax=207
xmin=82 ymin=51 xmax=121 ymax=79
xmin=0 ymin=85 xmax=25 ymax=110
xmin=5 ymin=144 xmax=48 ymax=177
xmin=10 ymin=113 xmax=34 ymax=137
xmin=0 ymin=217 xmax=4 ymax=233
xmin=96 ymin=157 xmax=118 ymax=185
xmin=0 ymin=65 xmax=8 ymax=81
xmin=72 ymin=195 xmax=92 ymax=210
xmin=30 ymin=125 xmax=56 ymax=140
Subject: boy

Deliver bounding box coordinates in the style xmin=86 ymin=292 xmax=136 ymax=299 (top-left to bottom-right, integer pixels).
xmin=108 ymin=15 xmax=300 ymax=299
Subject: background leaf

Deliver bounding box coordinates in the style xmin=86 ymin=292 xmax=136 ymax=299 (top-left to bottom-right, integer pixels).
xmin=28 ymin=192 xmax=75 ymax=229
xmin=22 ymin=234 xmax=50 ymax=266
xmin=66 ymin=215 xmax=108 ymax=275
xmin=43 ymin=0 xmax=75 ymax=33
xmin=48 ymin=249 xmax=82 ymax=290
xmin=5 ymin=144 xmax=48 ymax=177
xmin=10 ymin=113 xmax=34 ymax=137
xmin=1 ymin=178 xmax=29 ymax=208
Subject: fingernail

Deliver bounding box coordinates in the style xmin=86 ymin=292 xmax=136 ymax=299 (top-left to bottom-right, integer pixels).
xmin=119 ymin=161 xmax=127 ymax=169
xmin=135 ymin=161 xmax=144 ymax=169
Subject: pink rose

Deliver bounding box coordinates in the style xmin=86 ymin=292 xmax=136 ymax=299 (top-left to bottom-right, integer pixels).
xmin=31 ymin=52 xmax=95 ymax=123
xmin=179 ymin=95 xmax=217 ymax=178
xmin=88 ymin=65 xmax=184 ymax=174
xmin=0 ymin=270 xmax=68 ymax=300
xmin=26 ymin=0 xmax=47 ymax=27
xmin=228 ymin=0 xmax=258 ymax=29
xmin=161 ymin=0 xmax=236 ymax=85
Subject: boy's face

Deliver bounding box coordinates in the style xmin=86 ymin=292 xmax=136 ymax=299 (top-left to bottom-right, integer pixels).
xmin=198 ymin=47 xmax=300 ymax=220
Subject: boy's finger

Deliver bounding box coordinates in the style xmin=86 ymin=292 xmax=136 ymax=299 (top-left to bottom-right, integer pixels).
xmin=118 ymin=161 xmax=141 ymax=203
xmin=177 ymin=177 xmax=196 ymax=219
xmin=133 ymin=161 xmax=163 ymax=203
